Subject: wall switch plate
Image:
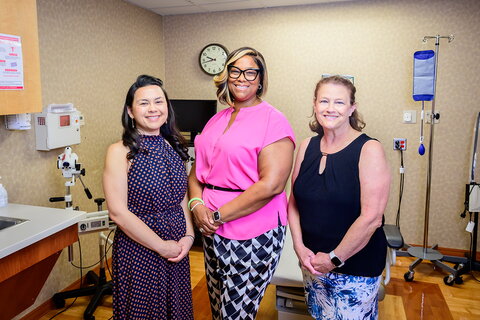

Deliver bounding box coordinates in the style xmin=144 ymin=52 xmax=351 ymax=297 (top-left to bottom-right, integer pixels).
xmin=403 ymin=110 xmax=416 ymax=124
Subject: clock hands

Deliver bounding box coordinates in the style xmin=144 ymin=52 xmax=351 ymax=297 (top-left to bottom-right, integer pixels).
xmin=202 ymin=56 xmax=216 ymax=63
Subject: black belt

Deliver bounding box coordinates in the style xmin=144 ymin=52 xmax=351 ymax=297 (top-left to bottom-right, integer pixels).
xmin=205 ymin=184 xmax=244 ymax=192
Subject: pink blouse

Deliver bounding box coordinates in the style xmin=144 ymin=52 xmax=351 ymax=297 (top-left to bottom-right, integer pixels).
xmin=194 ymin=101 xmax=295 ymax=240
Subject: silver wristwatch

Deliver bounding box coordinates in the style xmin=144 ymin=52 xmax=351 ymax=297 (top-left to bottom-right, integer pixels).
xmin=329 ymin=250 xmax=345 ymax=268
xmin=212 ymin=210 xmax=224 ymax=224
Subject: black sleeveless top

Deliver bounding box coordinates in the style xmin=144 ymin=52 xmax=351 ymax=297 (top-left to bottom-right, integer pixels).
xmin=293 ymin=133 xmax=387 ymax=277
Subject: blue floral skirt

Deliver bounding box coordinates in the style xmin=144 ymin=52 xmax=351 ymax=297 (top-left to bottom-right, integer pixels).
xmin=302 ymin=270 xmax=381 ymax=320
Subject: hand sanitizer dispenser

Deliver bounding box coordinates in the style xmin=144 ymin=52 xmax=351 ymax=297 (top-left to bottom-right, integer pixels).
xmin=34 ymin=103 xmax=83 ymax=151
xmin=0 ymin=177 xmax=8 ymax=207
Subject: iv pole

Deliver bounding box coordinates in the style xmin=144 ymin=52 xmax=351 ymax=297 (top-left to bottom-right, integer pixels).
xmin=403 ymin=34 xmax=467 ymax=283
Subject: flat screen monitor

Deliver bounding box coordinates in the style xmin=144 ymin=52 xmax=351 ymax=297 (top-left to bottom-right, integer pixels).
xmin=170 ymin=99 xmax=217 ymax=144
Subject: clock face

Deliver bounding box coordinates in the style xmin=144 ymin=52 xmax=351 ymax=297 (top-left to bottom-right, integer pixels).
xmin=199 ymin=44 xmax=228 ymax=76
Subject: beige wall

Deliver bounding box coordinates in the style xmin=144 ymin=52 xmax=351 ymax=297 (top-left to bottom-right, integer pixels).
xmin=1 ymin=0 xmax=479 ymax=316
xmin=164 ymin=0 xmax=480 ymax=250
xmin=1 ymin=0 xmax=165 ymax=317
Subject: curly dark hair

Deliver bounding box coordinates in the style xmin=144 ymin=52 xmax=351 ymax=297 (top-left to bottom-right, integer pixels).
xmin=121 ymin=74 xmax=188 ymax=161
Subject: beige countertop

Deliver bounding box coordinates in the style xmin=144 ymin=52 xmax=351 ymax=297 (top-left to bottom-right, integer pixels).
xmin=0 ymin=203 xmax=86 ymax=259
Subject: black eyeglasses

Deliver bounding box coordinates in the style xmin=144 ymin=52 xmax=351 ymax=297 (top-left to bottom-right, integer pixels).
xmin=228 ymin=66 xmax=260 ymax=81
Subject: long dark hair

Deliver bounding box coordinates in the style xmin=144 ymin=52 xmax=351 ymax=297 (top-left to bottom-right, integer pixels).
xmin=121 ymin=75 xmax=188 ymax=161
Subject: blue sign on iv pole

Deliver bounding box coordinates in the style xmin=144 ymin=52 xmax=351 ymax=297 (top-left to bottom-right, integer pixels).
xmin=413 ymin=50 xmax=435 ymax=101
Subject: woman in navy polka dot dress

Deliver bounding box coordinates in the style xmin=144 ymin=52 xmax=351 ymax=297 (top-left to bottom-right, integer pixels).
xmin=103 ymin=75 xmax=194 ymax=319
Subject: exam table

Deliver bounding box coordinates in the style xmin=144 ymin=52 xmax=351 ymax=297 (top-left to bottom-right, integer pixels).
xmin=271 ymin=227 xmax=310 ymax=320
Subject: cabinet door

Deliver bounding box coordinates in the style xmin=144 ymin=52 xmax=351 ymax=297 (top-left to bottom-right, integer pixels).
xmin=0 ymin=0 xmax=42 ymax=115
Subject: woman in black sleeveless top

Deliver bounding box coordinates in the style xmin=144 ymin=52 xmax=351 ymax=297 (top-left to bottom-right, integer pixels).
xmin=288 ymin=76 xmax=390 ymax=320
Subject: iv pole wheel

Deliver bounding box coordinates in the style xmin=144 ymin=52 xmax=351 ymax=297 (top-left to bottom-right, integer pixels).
xmin=404 ymin=271 xmax=414 ymax=282
xmin=443 ymin=274 xmax=455 ymax=286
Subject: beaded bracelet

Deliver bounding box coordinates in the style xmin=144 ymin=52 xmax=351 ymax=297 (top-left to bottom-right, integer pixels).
xmin=188 ymin=197 xmax=204 ymax=211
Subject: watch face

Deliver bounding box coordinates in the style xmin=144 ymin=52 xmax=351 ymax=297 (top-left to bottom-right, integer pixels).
xmin=213 ymin=211 xmax=221 ymax=221
xmin=331 ymin=256 xmax=342 ymax=267
xmin=199 ymin=43 xmax=228 ymax=76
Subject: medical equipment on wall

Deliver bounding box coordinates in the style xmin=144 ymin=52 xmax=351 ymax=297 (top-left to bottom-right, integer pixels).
xmin=49 ymin=146 xmax=92 ymax=209
xmin=4 ymin=113 xmax=31 ymax=130
xmin=48 ymin=146 xmax=93 ymax=286
xmin=34 ymin=103 xmax=84 ymax=151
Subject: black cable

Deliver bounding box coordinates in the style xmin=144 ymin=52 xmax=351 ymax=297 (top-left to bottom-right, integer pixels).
xmin=460 ymin=185 xmax=480 ymax=282
xmin=467 ymin=226 xmax=480 ymax=283
xmin=48 ymin=236 xmax=83 ymax=319
xmin=468 ymin=217 xmax=474 ymax=271
xmin=70 ymin=257 xmax=105 ymax=270
xmin=461 ymin=184 xmax=475 ymax=218
xmin=395 ymin=149 xmax=405 ymax=228
xmin=69 ymin=229 xmax=115 ymax=270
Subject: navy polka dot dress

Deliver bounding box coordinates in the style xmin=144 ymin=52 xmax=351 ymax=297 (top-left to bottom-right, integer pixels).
xmin=112 ymin=135 xmax=193 ymax=319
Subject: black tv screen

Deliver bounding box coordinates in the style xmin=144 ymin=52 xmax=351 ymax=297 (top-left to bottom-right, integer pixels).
xmin=170 ymin=99 xmax=217 ymax=141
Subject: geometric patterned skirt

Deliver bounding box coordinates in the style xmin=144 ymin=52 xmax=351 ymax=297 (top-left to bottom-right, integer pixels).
xmin=202 ymin=224 xmax=285 ymax=320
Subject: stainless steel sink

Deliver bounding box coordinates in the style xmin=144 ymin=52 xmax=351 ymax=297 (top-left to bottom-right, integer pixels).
xmin=0 ymin=216 xmax=28 ymax=231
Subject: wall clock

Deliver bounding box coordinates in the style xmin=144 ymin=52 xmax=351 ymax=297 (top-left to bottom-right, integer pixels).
xmin=199 ymin=43 xmax=228 ymax=76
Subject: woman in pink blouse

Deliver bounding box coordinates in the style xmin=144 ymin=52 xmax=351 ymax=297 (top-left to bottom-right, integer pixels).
xmin=188 ymin=47 xmax=295 ymax=319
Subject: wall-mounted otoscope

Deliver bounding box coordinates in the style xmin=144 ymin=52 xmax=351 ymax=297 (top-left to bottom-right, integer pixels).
xmin=49 ymin=146 xmax=92 ymax=209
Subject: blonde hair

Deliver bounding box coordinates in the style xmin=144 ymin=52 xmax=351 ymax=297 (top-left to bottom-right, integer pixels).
xmin=309 ymin=75 xmax=365 ymax=135
xmin=214 ymin=47 xmax=268 ymax=106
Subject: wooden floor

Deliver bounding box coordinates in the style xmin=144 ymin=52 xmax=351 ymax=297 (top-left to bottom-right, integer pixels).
xmin=38 ymin=248 xmax=480 ymax=320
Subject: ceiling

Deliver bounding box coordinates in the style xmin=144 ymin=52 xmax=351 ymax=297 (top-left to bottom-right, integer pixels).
xmin=124 ymin=0 xmax=353 ymax=16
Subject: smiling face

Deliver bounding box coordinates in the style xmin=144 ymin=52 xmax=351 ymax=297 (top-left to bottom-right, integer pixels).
xmin=227 ymin=55 xmax=262 ymax=108
xmin=127 ymin=85 xmax=168 ymax=135
xmin=314 ymin=82 xmax=356 ymax=132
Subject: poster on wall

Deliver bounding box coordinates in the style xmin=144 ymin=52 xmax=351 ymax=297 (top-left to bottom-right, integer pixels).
xmin=0 ymin=33 xmax=24 ymax=90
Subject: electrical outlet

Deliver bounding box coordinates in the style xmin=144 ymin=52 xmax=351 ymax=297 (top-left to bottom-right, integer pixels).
xmin=425 ymin=111 xmax=440 ymax=124
xmin=393 ymin=138 xmax=407 ymax=151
